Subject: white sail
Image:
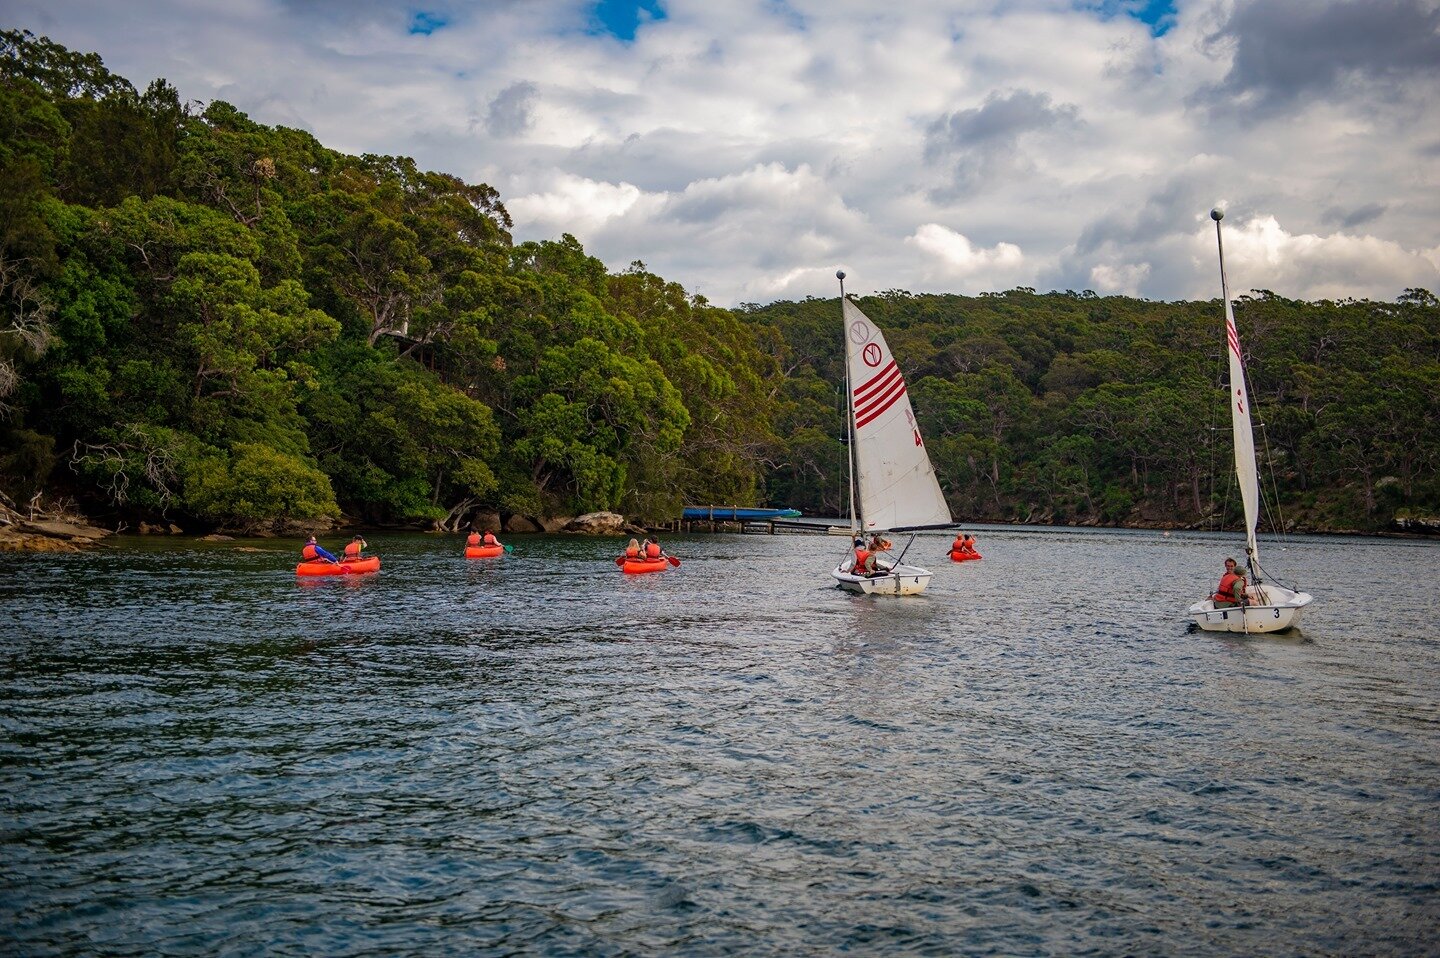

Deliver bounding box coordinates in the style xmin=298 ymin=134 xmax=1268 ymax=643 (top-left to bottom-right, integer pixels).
xmin=843 ymin=298 xmax=952 ymax=531
xmin=1223 ymin=296 xmax=1261 ymax=564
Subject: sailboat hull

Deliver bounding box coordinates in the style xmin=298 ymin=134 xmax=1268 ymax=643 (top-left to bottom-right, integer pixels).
xmin=1188 ymin=587 xmax=1314 ymax=634
xmin=832 ymin=560 xmax=933 ymax=596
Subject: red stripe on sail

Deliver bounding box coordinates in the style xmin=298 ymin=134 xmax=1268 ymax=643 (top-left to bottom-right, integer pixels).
xmin=856 ymin=380 xmax=907 ymax=429
xmin=856 ymin=372 xmax=905 ymax=418
xmin=1226 ymin=322 xmax=1241 ymax=360
xmin=854 ymin=361 xmax=900 ymax=403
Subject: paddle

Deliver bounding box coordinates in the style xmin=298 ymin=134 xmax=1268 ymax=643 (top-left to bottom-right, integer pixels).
xmin=665 ymin=554 xmax=680 ymax=567
xmin=504 ymin=544 xmax=513 ymax=553
xmin=614 ymin=555 xmax=626 ymax=566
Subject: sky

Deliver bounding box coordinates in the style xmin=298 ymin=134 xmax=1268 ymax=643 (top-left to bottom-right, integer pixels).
xmin=7 ymin=0 xmax=1439 ymax=306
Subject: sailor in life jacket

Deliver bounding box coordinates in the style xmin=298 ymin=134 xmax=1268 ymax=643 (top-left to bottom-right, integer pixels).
xmin=343 ymin=536 xmax=367 ymax=560
xmin=466 ymin=529 xmax=482 ymax=548
xmin=302 ymin=535 xmax=339 ymax=563
xmin=1211 ymin=558 xmax=1247 ymax=607
xmin=853 ymin=538 xmax=876 ymax=575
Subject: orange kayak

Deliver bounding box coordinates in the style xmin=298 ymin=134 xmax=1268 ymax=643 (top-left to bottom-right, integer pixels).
xmin=296 ymin=556 xmax=381 ymax=576
xmin=949 ymin=550 xmax=982 ymax=562
xmin=621 ymin=557 xmax=668 ymax=574
xmin=465 ymin=545 xmax=505 ymax=558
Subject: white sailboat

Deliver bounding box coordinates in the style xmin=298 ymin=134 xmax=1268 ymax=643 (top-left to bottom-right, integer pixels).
xmin=1188 ymin=209 xmax=1314 ymax=633
xmin=831 ymin=272 xmax=953 ymax=596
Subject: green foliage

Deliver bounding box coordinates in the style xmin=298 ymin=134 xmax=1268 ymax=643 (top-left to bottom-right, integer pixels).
xmin=5 ymin=30 xmax=1434 ymax=536
xmin=184 ymin=441 xmax=338 ymax=526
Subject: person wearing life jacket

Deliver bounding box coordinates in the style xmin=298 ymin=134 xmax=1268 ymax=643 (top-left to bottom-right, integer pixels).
xmin=302 ymin=535 xmax=338 ymax=564
xmin=624 ymin=538 xmax=640 ymax=559
xmin=950 ymin=533 xmax=966 ymax=556
xmin=466 ymin=528 xmax=482 ymax=548
xmin=853 ymin=538 xmax=875 ymax=576
xmin=645 ymin=537 xmax=662 ymax=559
xmin=961 ymin=533 xmax=977 ymax=555
xmin=1211 ymin=558 xmax=1247 ymax=607
xmin=343 ymin=536 xmax=367 ymax=561
xmin=482 ymin=529 xmax=501 ymax=548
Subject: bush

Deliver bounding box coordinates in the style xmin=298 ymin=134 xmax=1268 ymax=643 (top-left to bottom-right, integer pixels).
xmin=185 ymin=441 xmax=338 ymax=528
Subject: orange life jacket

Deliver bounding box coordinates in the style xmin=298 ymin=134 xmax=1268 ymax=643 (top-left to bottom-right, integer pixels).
xmin=625 ymin=545 xmax=639 ymax=558
xmin=951 ymin=537 xmax=965 ymax=552
xmin=646 ymin=542 xmax=661 ymax=558
xmin=1211 ymin=571 xmax=1243 ymax=604
xmin=466 ymin=533 xmax=481 ymax=547
xmin=302 ymin=543 xmax=318 ymax=560
xmin=344 ymin=541 xmax=362 ymax=559
xmin=483 ymin=533 xmax=498 ymax=546
xmin=854 ymin=547 xmax=870 ymax=570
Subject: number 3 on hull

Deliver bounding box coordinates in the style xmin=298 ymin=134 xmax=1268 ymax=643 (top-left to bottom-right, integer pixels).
xmin=1187 ymin=210 xmax=1314 ymax=634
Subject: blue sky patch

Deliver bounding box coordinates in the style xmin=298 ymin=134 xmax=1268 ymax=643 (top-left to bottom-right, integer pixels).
xmin=591 ymin=0 xmax=667 ymax=41
xmin=1085 ymin=0 xmax=1177 ymax=37
xmin=410 ymin=10 xmax=448 ymax=35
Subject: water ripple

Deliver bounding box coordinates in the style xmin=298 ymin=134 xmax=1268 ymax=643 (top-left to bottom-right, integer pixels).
xmin=2 ymin=529 xmax=1438 ymax=955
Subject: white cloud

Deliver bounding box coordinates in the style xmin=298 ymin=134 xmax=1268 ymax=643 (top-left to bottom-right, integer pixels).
xmin=1090 ymin=262 xmax=1152 ymax=296
xmin=6 ymin=0 xmax=1439 ymax=306
xmin=1197 ymin=214 xmax=1440 ymax=302
xmin=907 ymin=224 xmax=1026 ymax=290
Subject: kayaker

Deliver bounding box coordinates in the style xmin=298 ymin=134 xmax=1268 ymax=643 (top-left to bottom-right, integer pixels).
xmin=302 ymin=535 xmax=339 ymax=564
xmin=645 ymin=537 xmax=663 ymax=559
xmin=961 ymin=533 xmax=977 ymax=554
xmin=1211 ymin=558 xmax=1246 ymax=607
xmin=343 ymin=536 xmax=367 ymax=561
xmin=482 ymin=529 xmax=502 ymax=548
xmin=625 ymin=538 xmax=640 ymax=559
xmin=466 ymin=528 xmax=482 ymax=548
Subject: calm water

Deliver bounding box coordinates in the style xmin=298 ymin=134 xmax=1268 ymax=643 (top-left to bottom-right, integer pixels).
xmin=2 ymin=527 xmax=1438 ymax=956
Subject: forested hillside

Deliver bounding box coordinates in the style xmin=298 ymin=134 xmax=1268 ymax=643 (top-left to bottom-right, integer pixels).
xmin=0 ymin=30 xmax=779 ymax=531
xmin=2 ymin=30 xmax=1436 ymax=535
xmin=749 ymin=287 xmax=1440 ymax=533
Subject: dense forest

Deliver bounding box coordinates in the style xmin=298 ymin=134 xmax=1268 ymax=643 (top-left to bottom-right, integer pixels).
xmin=2 ymin=30 xmax=1437 ymax=536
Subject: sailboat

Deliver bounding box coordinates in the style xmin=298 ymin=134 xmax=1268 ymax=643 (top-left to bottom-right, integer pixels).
xmin=831 ymin=271 xmax=953 ymax=596
xmin=1187 ymin=209 xmax=1314 ymax=633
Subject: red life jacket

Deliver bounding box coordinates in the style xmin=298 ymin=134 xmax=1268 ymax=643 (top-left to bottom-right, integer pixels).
xmin=646 ymin=542 xmax=661 ymax=558
xmin=1211 ymin=571 xmax=1243 ymax=604
xmin=466 ymin=533 xmax=481 ymax=547
xmin=344 ymin=541 xmax=362 ymax=559
xmin=302 ymin=543 xmax=318 ymax=560
xmin=625 ymin=545 xmax=639 ymax=558
xmin=854 ymin=547 xmax=870 ymax=570
xmin=951 ymin=537 xmax=965 ymax=552
xmin=483 ymin=533 xmax=498 ymax=546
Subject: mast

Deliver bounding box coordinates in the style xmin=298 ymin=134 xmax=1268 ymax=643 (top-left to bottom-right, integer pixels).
xmin=1212 ymin=209 xmax=1262 ymax=574
xmin=838 ymin=270 xmax=859 ymax=535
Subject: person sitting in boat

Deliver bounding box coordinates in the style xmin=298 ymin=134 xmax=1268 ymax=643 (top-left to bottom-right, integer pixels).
xmin=481 ymin=529 xmax=502 ymax=548
xmin=867 ymin=533 xmax=890 ymax=553
xmin=466 ymin=527 xmax=482 ymax=548
xmin=1211 ymin=559 xmax=1247 ymax=607
xmin=302 ymin=535 xmax=339 ymax=564
xmin=625 ymin=538 xmax=640 ymax=559
xmin=853 ymin=537 xmax=877 ymax=576
xmin=343 ymin=536 xmax=368 ymax=561
xmin=645 ymin=537 xmax=663 ymax=560
xmin=961 ymin=533 xmax=977 ymax=554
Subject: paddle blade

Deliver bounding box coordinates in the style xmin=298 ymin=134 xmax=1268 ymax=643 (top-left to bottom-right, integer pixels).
xmin=504 ymin=544 xmax=513 ymax=553
xmin=614 ymin=555 xmax=626 ymax=566
xmin=666 ymin=555 xmax=681 ymax=567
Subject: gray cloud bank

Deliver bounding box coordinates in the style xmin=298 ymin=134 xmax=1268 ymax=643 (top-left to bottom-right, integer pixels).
xmin=7 ymin=0 xmax=1438 ymax=305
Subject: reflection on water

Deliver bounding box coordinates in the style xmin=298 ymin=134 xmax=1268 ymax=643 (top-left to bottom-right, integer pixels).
xmin=3 ymin=528 xmax=1438 ymax=955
